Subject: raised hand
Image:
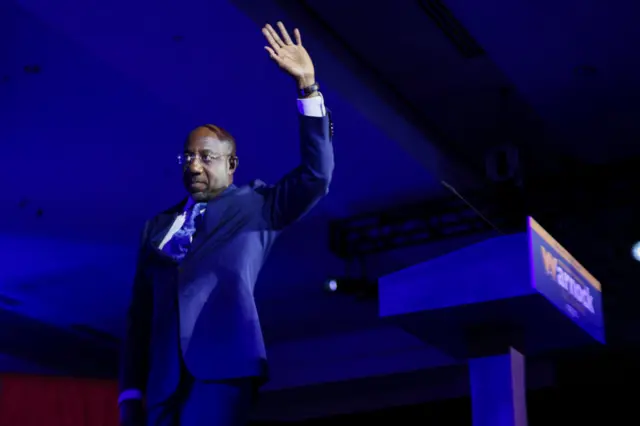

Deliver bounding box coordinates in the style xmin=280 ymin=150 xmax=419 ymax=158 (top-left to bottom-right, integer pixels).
xmin=262 ymin=22 xmax=315 ymax=89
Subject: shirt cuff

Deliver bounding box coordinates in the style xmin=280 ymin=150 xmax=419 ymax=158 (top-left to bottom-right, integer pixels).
xmin=297 ymin=93 xmax=326 ymax=117
xmin=118 ymin=389 xmax=144 ymax=406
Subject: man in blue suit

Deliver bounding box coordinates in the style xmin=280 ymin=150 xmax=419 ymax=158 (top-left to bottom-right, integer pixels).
xmin=118 ymin=22 xmax=334 ymax=426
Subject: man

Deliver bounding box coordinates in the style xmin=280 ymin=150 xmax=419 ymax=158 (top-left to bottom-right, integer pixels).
xmin=118 ymin=22 xmax=334 ymax=426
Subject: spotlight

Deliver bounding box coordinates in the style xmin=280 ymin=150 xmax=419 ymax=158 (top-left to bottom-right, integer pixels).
xmin=323 ymin=277 xmax=378 ymax=298
xmin=324 ymin=279 xmax=339 ymax=292
xmin=632 ymin=241 xmax=640 ymax=262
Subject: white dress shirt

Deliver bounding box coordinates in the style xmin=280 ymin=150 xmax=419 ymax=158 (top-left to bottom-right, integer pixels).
xmin=118 ymin=95 xmax=327 ymax=406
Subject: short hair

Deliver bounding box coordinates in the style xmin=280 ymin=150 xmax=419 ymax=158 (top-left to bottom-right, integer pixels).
xmin=187 ymin=124 xmax=237 ymax=155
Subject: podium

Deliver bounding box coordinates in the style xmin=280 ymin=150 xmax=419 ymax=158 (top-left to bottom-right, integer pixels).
xmin=379 ymin=217 xmax=604 ymax=426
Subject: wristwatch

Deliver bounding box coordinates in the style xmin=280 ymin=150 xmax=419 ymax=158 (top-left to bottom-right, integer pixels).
xmin=298 ymin=82 xmax=320 ymax=98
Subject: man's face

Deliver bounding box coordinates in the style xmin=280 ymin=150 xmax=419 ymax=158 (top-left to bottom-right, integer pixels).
xmin=182 ymin=128 xmax=236 ymax=202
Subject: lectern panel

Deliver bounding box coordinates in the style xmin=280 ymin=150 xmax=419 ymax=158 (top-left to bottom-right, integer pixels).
xmin=528 ymin=217 xmax=604 ymax=343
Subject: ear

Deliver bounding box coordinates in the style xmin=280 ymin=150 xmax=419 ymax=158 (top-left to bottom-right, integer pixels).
xmin=228 ymin=155 xmax=239 ymax=173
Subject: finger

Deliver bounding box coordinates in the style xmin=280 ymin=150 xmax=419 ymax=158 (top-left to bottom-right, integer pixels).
xmin=277 ymin=21 xmax=293 ymax=45
xmin=264 ymin=46 xmax=276 ymax=59
xmin=262 ymin=27 xmax=281 ymax=52
xmin=294 ymin=28 xmax=302 ymax=46
xmin=264 ymin=47 xmax=283 ymax=65
xmin=265 ymin=23 xmax=285 ymax=47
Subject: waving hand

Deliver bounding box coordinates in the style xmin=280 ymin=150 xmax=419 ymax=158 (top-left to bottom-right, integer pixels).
xmin=262 ymin=22 xmax=316 ymax=89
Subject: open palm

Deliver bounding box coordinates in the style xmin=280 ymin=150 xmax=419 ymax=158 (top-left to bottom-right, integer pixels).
xmin=262 ymin=22 xmax=315 ymax=88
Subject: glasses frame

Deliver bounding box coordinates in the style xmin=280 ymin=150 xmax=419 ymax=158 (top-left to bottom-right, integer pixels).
xmin=177 ymin=152 xmax=234 ymax=166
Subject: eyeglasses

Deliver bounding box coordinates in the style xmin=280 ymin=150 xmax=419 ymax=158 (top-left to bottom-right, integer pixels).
xmin=177 ymin=152 xmax=232 ymax=166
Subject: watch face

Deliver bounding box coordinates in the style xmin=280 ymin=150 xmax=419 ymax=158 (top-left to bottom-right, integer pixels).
xmin=301 ymin=83 xmax=318 ymax=93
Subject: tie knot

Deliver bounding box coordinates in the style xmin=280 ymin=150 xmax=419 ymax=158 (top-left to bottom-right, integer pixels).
xmin=191 ymin=202 xmax=206 ymax=212
xmin=185 ymin=202 xmax=206 ymax=225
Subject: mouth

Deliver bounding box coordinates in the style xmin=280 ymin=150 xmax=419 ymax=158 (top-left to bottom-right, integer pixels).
xmin=189 ymin=181 xmax=207 ymax=191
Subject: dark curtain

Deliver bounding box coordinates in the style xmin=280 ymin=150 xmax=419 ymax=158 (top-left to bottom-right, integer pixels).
xmin=0 ymin=374 xmax=119 ymax=426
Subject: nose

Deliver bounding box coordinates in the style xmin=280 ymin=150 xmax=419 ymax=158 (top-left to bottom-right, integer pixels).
xmin=188 ymin=158 xmax=204 ymax=173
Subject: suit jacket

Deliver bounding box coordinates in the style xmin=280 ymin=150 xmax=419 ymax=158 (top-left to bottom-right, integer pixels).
xmin=119 ymin=113 xmax=334 ymax=405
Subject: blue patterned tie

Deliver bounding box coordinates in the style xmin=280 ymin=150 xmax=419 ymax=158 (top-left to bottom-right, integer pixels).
xmin=164 ymin=202 xmax=206 ymax=262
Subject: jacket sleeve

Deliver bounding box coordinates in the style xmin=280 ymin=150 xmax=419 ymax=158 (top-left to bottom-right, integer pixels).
xmin=260 ymin=112 xmax=334 ymax=229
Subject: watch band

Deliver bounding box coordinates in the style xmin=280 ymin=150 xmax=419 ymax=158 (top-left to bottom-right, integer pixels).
xmin=298 ymin=82 xmax=320 ymax=98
